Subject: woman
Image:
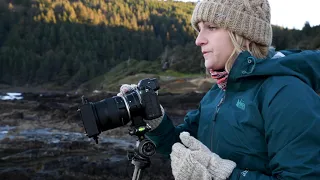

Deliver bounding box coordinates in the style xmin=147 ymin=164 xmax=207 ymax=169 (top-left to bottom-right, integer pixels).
xmin=118 ymin=0 xmax=320 ymax=179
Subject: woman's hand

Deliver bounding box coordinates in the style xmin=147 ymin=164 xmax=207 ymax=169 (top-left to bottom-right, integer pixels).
xmin=117 ymin=84 xmax=138 ymax=96
xmin=170 ymin=132 xmax=236 ymax=180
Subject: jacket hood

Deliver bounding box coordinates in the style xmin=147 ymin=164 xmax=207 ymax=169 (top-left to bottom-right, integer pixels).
xmin=229 ymin=49 xmax=320 ymax=92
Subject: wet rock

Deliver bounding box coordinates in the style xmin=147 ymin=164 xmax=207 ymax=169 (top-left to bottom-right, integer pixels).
xmin=33 ymin=102 xmax=66 ymax=111
xmin=0 ymin=168 xmax=35 ymax=180
xmin=0 ymin=90 xmax=202 ymax=179
xmin=31 ymin=171 xmax=60 ymax=180
xmin=0 ymin=138 xmax=45 ymax=150
xmin=1 ymin=149 xmax=62 ymax=161
xmin=4 ymin=111 xmax=24 ymax=119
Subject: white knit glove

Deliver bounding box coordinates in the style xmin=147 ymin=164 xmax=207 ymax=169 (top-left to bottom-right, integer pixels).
xmin=117 ymin=84 xmax=139 ymax=96
xmin=117 ymin=84 xmax=164 ymax=131
xmin=170 ymin=132 xmax=236 ymax=180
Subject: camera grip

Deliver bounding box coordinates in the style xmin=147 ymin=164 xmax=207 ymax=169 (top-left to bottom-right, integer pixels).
xmin=141 ymin=91 xmax=162 ymax=120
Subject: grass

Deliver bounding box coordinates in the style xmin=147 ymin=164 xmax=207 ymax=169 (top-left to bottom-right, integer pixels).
xmin=82 ymin=60 xmax=162 ymax=92
xmin=76 ymin=59 xmax=207 ymax=93
xmin=158 ymin=70 xmax=204 ymax=78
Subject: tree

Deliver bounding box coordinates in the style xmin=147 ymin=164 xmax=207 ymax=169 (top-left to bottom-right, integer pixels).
xmin=0 ymin=0 xmax=318 ymax=88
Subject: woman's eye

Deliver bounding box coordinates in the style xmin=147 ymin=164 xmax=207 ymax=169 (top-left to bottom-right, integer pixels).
xmin=208 ymin=26 xmax=217 ymax=30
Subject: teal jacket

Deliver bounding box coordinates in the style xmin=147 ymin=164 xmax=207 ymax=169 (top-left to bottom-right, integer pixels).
xmin=147 ymin=49 xmax=320 ymax=179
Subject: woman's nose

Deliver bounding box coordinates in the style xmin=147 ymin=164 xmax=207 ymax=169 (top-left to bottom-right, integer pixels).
xmin=195 ymin=32 xmax=207 ymax=46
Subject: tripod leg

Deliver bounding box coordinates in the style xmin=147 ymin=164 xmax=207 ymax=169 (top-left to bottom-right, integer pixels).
xmin=132 ymin=165 xmax=142 ymax=180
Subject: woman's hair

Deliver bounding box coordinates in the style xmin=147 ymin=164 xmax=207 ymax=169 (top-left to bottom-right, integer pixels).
xmin=225 ymin=31 xmax=269 ymax=73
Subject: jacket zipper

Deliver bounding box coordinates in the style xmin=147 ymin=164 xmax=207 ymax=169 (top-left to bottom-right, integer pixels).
xmin=210 ymin=92 xmax=226 ymax=150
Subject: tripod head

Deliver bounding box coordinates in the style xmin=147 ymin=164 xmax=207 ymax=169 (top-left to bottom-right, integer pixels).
xmin=127 ymin=120 xmax=156 ymax=180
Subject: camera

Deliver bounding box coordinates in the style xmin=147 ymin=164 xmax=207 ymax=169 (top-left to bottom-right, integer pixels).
xmin=78 ymin=78 xmax=162 ymax=145
xmin=78 ymin=78 xmax=163 ymax=179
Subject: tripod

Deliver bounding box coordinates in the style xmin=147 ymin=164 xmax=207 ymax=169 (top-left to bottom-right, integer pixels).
xmin=127 ymin=125 xmax=156 ymax=180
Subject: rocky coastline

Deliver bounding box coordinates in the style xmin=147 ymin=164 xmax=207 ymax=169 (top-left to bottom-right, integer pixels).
xmin=0 ymin=90 xmax=205 ymax=180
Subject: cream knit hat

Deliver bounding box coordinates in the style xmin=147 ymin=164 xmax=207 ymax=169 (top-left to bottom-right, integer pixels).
xmin=191 ymin=0 xmax=272 ymax=46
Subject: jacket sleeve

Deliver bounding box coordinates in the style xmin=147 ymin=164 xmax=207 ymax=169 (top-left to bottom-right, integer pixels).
xmin=229 ymin=78 xmax=320 ymax=179
xmin=146 ymin=106 xmax=201 ymax=156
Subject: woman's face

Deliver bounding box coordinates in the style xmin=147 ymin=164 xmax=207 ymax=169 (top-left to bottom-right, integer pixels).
xmin=195 ymin=22 xmax=234 ymax=71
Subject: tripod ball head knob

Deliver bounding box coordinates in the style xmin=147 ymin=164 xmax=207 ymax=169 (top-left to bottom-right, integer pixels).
xmin=137 ymin=139 xmax=156 ymax=157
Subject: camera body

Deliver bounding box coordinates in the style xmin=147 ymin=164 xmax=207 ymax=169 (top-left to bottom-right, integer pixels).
xmin=78 ymin=78 xmax=162 ymax=143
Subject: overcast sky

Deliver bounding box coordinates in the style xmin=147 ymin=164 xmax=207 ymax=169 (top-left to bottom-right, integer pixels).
xmin=174 ymin=0 xmax=320 ymax=30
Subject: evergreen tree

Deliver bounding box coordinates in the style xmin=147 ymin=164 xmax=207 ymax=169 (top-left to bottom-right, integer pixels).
xmin=0 ymin=0 xmax=319 ymax=88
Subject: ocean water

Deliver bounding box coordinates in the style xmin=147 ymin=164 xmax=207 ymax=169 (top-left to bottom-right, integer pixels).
xmin=0 ymin=92 xmax=23 ymax=100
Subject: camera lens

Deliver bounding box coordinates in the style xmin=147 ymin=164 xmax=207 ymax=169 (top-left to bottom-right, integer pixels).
xmin=139 ymin=139 xmax=156 ymax=157
xmin=93 ymin=96 xmax=130 ymax=131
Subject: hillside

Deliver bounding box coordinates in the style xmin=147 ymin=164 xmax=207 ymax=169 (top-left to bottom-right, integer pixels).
xmin=74 ymin=59 xmax=215 ymax=94
xmin=0 ymin=0 xmax=319 ymax=91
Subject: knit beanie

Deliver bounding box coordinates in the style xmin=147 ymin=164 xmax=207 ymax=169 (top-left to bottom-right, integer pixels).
xmin=191 ymin=0 xmax=272 ymax=46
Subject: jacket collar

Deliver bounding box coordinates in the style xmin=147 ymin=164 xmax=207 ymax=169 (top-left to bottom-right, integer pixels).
xmin=222 ymin=49 xmax=320 ymax=93
xmin=226 ymin=49 xmax=276 ymax=91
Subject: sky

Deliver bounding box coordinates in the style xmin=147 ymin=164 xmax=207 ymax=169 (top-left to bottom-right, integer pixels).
xmin=174 ymin=0 xmax=320 ymax=30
